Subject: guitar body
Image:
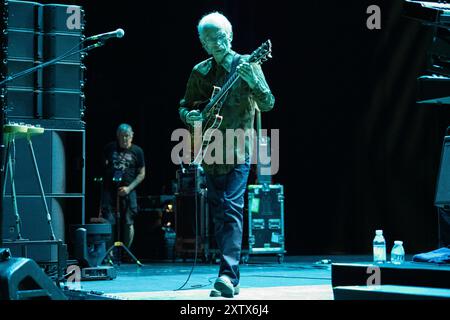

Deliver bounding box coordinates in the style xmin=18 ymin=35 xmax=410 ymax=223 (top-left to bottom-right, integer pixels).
xmin=190 ymin=88 xmax=224 ymax=165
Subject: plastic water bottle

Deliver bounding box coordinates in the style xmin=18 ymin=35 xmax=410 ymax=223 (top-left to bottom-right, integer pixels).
xmin=390 ymin=241 xmax=405 ymax=265
xmin=373 ymin=230 xmax=386 ymax=263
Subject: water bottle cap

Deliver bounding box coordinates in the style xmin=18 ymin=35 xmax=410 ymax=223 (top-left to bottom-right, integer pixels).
xmin=394 ymin=240 xmax=403 ymax=245
xmin=376 ymin=230 xmax=383 ymax=235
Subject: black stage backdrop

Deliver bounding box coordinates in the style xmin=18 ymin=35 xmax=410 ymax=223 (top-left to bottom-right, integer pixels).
xmin=35 ymin=0 xmax=450 ymax=255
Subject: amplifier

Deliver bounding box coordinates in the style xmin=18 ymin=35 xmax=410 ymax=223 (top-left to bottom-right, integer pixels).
xmin=175 ymin=165 xmax=207 ymax=195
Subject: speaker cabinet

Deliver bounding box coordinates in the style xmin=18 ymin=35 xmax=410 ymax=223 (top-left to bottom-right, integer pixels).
xmin=42 ymin=62 xmax=85 ymax=91
xmin=2 ymin=59 xmax=41 ymax=88
xmin=43 ymin=4 xmax=84 ymax=34
xmin=2 ymin=128 xmax=85 ymax=262
xmin=4 ymin=0 xmax=43 ymax=31
xmin=4 ymin=29 xmax=42 ymax=60
xmin=1 ymin=87 xmax=42 ymax=118
xmin=43 ymin=90 xmax=84 ymax=120
xmin=4 ymin=130 xmax=67 ymax=194
xmin=3 ymin=197 xmax=68 ymax=262
xmin=43 ymin=33 xmax=83 ymax=63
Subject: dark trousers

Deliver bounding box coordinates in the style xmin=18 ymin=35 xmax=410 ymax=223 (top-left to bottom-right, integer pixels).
xmin=206 ymin=162 xmax=250 ymax=287
xmin=438 ymin=207 xmax=450 ymax=248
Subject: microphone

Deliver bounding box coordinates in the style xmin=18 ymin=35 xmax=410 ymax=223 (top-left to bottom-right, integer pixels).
xmin=86 ymin=28 xmax=125 ymax=41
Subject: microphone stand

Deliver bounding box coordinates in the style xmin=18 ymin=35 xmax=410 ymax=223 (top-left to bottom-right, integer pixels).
xmin=0 ymin=40 xmax=105 ymax=248
xmin=0 ymin=40 xmax=104 ymax=87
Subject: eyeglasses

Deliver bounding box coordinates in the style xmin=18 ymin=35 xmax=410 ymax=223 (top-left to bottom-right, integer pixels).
xmin=200 ymin=31 xmax=229 ymax=47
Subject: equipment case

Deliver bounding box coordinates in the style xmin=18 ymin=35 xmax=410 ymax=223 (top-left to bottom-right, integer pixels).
xmin=247 ymin=184 xmax=286 ymax=262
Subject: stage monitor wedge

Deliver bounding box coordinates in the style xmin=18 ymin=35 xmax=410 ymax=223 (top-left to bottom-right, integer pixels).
xmin=0 ymin=256 xmax=67 ymax=300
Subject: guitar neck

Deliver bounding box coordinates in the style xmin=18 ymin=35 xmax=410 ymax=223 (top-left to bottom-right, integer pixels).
xmin=201 ymin=72 xmax=240 ymax=117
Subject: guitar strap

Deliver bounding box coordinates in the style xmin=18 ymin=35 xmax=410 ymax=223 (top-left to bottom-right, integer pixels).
xmin=218 ymin=53 xmax=241 ymax=104
xmin=226 ymin=53 xmax=241 ymax=83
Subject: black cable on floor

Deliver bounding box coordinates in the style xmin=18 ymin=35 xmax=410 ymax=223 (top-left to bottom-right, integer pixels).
xmin=182 ymin=276 xmax=216 ymax=290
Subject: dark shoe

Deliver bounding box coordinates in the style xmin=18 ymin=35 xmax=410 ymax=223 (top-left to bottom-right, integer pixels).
xmin=213 ymin=275 xmax=238 ymax=298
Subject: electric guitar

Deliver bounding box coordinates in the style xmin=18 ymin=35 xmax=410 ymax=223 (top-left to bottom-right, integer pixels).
xmin=190 ymin=39 xmax=273 ymax=165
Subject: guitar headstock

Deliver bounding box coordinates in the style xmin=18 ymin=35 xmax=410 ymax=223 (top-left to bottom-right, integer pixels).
xmin=249 ymin=39 xmax=272 ymax=65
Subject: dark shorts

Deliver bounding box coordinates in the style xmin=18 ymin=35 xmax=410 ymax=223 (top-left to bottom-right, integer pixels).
xmin=101 ymin=189 xmax=138 ymax=225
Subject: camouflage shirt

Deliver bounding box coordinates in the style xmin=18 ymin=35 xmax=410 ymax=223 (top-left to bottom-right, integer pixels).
xmin=179 ymin=51 xmax=275 ymax=175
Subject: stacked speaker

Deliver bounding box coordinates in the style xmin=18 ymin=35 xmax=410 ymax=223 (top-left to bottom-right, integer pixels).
xmin=1 ymin=1 xmax=87 ymax=264
xmin=1 ymin=0 xmax=86 ymax=121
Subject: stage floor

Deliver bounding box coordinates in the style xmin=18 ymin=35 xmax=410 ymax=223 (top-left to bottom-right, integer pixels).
xmin=66 ymin=255 xmax=379 ymax=300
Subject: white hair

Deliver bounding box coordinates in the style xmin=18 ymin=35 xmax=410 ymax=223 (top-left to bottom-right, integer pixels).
xmin=197 ymin=12 xmax=233 ymax=38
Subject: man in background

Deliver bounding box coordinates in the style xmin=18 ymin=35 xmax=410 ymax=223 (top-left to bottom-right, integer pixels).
xmin=101 ymin=123 xmax=146 ymax=257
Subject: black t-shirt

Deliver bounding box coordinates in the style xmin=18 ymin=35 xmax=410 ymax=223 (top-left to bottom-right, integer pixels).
xmin=103 ymin=142 xmax=145 ymax=188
